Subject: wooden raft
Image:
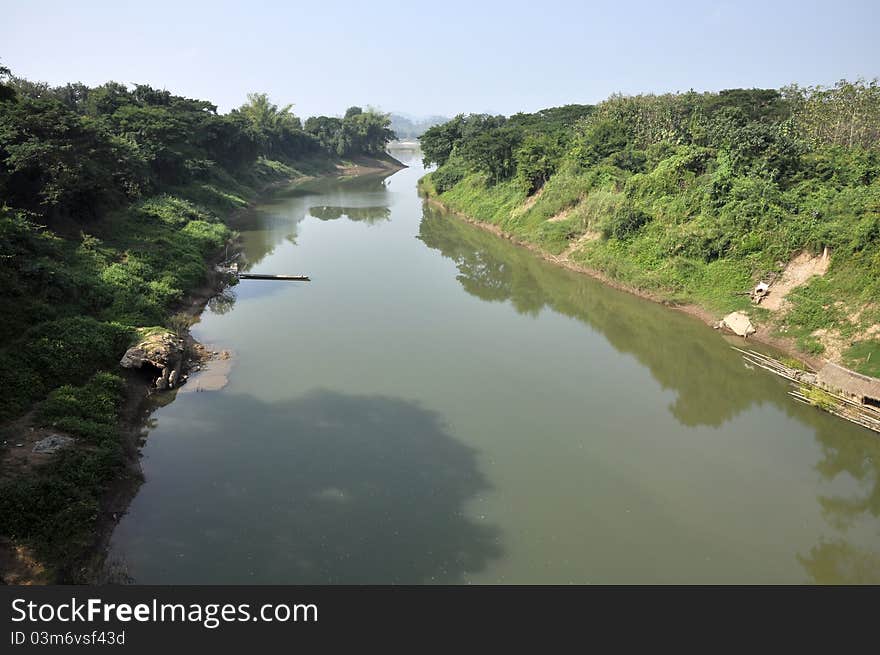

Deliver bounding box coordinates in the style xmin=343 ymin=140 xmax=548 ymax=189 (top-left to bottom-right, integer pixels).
xmin=733 ymin=347 xmax=880 ymax=434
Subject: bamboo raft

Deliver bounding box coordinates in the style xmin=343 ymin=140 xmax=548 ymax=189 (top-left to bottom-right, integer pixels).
xmin=733 ymin=346 xmax=880 ymax=434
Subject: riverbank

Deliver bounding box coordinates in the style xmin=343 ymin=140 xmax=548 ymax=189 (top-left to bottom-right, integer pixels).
xmin=0 ymin=152 xmax=404 ymax=584
xmin=418 ymin=90 xmax=880 ymax=381
xmin=421 ymin=191 xmax=826 ymax=373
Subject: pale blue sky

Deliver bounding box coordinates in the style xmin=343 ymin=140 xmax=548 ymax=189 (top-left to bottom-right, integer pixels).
xmin=3 ymin=0 xmax=878 ymax=118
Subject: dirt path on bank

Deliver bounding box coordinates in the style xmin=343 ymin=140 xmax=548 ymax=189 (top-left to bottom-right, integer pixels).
xmin=761 ymin=249 xmax=830 ymax=312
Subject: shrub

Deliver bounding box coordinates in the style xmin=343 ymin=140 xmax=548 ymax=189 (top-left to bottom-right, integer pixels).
xmin=20 ymin=317 xmax=133 ymax=386
xmin=601 ymin=203 xmax=652 ymax=240
xmin=37 ymin=372 xmax=125 ymax=444
xmin=0 ymin=318 xmax=131 ymax=422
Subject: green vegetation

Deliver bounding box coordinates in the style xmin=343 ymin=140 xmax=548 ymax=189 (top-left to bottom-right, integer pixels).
xmin=802 ymin=386 xmax=838 ymax=411
xmin=304 ymin=106 xmax=395 ymax=156
xmin=843 ymin=340 xmax=880 ymax=378
xmin=0 ymin=372 xmax=127 ymax=573
xmin=421 ymin=82 xmax=880 ymax=371
xmin=0 ymin=62 xmax=397 ymax=577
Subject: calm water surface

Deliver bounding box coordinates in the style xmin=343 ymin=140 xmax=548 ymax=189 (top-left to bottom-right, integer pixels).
xmin=110 ymin=149 xmax=880 ymax=583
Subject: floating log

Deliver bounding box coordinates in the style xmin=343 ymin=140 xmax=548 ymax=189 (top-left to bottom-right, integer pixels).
xmin=238 ymin=273 xmax=311 ymax=281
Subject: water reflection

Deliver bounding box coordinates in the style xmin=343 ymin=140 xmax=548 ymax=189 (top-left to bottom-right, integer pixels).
xmin=233 ymin=171 xmax=396 ymax=270
xmin=418 ymin=204 xmax=783 ymax=428
xmin=804 ymin=423 xmax=880 ymax=582
xmin=116 ymin=390 xmax=501 ymax=584
xmin=799 ymin=540 xmax=880 ymax=583
xmin=309 ymin=205 xmax=390 ymax=224
xmin=418 ymin=203 xmax=880 ymax=583
xmin=815 ymin=425 xmax=880 ymax=529
xmin=206 ymin=286 xmax=237 ymax=315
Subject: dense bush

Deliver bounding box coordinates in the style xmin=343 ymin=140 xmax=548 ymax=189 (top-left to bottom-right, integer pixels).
xmin=37 ymin=372 xmax=125 ymax=444
xmin=0 ymin=317 xmax=131 ymax=422
xmin=0 ymin=444 xmax=125 ymax=568
xmin=601 ymin=204 xmax=652 ymax=240
xmin=0 ymin=371 xmax=127 ymax=569
xmin=424 ymin=80 xmax=880 ymax=370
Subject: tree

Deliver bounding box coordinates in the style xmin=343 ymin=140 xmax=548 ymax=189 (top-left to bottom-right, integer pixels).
xmin=420 ymin=115 xmax=465 ymax=167
xmin=575 ymin=119 xmax=629 ymax=167
xmin=459 ymin=125 xmax=522 ymax=184
xmin=0 ymin=96 xmax=146 ymax=218
xmin=0 ymin=63 xmax=16 ymax=103
xmin=515 ymin=133 xmax=563 ymax=194
xmin=237 ymin=92 xmax=310 ymax=158
xmin=239 ymin=92 xmax=300 ymax=133
xmin=304 ymin=115 xmax=343 ymax=152
xmin=788 ymin=79 xmax=880 ymax=149
xmin=340 ymin=109 xmax=394 ymax=155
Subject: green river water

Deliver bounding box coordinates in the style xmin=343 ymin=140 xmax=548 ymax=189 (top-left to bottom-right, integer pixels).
xmin=109 ymin=148 xmax=880 ymax=583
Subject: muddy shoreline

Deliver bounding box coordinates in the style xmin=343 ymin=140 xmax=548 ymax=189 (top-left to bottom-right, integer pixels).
xmin=423 ymin=196 xmax=826 ymax=371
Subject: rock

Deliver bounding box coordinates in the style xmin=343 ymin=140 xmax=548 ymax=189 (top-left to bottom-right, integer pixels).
xmin=721 ymin=311 xmax=756 ymax=337
xmin=120 ymin=329 xmax=182 ymax=370
xmin=168 ymin=369 xmax=179 ymax=388
xmin=33 ymin=434 xmax=75 ymax=454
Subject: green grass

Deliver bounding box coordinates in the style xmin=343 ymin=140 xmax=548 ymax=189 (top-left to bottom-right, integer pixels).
xmin=0 ymin=372 xmax=127 ymax=575
xmin=37 ymin=372 xmax=126 ymax=445
xmin=802 ymin=385 xmax=838 ymax=410
xmin=781 ymin=356 xmax=811 ymax=371
xmin=844 ymin=340 xmax=880 ymax=378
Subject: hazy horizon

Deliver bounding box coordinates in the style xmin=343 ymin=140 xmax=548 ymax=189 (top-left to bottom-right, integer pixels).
xmin=3 ymin=0 xmax=878 ymax=119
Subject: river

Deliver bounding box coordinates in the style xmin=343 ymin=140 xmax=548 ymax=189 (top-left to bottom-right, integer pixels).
xmin=108 ymin=147 xmax=880 ymax=584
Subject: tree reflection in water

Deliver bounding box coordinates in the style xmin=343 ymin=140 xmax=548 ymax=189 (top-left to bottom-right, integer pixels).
xmin=418 ymin=202 xmax=880 ymax=583
xmin=309 ymin=205 xmax=390 ymax=224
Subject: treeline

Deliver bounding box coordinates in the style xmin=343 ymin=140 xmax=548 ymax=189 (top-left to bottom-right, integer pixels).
xmin=423 ymin=82 xmax=880 ymax=195
xmin=421 ymin=104 xmax=593 ymax=192
xmin=0 ymin=69 xmax=394 ymax=222
xmin=305 ymin=106 xmax=396 ymax=157
xmin=0 ymin=64 xmax=395 ymax=576
xmin=422 ymin=80 xmax=880 ymax=372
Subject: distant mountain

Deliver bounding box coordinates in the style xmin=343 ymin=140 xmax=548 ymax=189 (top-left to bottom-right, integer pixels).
xmin=390 ymin=113 xmax=449 ymax=140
